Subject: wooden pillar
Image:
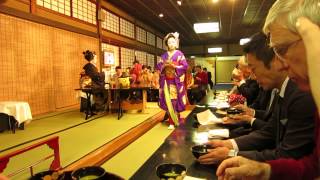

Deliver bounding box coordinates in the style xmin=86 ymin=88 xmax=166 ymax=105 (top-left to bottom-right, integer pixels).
xmin=96 ymin=0 xmax=103 ymax=71
xmin=30 ymin=0 xmax=36 ymax=13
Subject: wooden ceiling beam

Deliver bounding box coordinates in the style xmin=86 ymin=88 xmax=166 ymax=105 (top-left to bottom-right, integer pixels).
xmin=149 ymin=0 xmax=195 ymax=42
xmin=168 ymin=0 xmax=201 ymax=41
xmin=228 ymin=0 xmax=236 ymax=38
xmin=136 ymin=0 xmax=177 ymax=33
xmin=185 ymin=0 xmax=200 ymax=22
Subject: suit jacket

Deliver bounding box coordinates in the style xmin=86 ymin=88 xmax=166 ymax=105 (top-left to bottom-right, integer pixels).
xmin=251 ymin=89 xmax=275 ymax=130
xmin=235 ymin=80 xmax=316 ymax=161
xmin=268 ymin=113 xmax=319 ymax=180
xmin=230 ymin=89 xmax=272 ymax=137
xmin=250 ymin=89 xmax=272 ymax=118
xmin=237 ymin=79 xmax=260 ymax=105
xmin=207 ymin=71 xmax=213 ymax=83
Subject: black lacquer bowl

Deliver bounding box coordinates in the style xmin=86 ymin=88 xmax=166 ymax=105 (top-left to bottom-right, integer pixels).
xmin=226 ymin=108 xmax=244 ymax=115
xmin=156 ymin=163 xmax=186 ymax=179
xmin=191 ymin=144 xmax=210 ymax=159
xmin=71 ymin=166 xmax=105 ymax=180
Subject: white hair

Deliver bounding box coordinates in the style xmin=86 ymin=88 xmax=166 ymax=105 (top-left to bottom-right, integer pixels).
xmin=238 ymin=56 xmax=248 ymax=66
xmin=263 ymin=0 xmax=320 ymax=34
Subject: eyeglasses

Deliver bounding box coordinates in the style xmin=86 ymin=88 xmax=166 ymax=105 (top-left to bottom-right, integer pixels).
xmin=272 ymin=39 xmax=301 ymax=62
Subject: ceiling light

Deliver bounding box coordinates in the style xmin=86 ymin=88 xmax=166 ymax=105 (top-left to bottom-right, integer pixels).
xmin=240 ymin=38 xmax=251 ymax=45
xmin=159 ymin=13 xmax=164 ymax=18
xmin=177 ymin=0 xmax=182 ymax=6
xmin=190 ymin=56 xmax=195 ymax=58
xmin=213 ymin=0 xmax=219 ymax=3
xmin=194 ymin=22 xmax=219 ymax=33
xmin=208 ymin=47 xmax=222 ymax=53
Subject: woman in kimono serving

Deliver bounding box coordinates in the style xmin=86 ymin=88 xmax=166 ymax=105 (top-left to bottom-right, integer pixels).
xmin=157 ymin=32 xmax=188 ymax=129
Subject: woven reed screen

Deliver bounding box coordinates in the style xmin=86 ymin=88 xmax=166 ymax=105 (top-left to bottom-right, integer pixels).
xmin=0 ymin=13 xmax=99 ymax=115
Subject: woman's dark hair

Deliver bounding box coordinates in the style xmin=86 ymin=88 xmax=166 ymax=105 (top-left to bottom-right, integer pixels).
xmin=83 ymin=50 xmax=95 ymax=61
xmin=243 ymin=32 xmax=274 ymax=69
xmin=142 ymin=65 xmax=147 ymax=69
xmin=164 ymin=34 xmax=176 ymax=46
xmin=115 ymin=66 xmax=122 ymax=70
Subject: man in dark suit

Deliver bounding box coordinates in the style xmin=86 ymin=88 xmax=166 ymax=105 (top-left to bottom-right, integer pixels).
xmin=203 ymin=68 xmax=214 ymax=90
xmin=224 ymin=33 xmax=283 ymax=136
xmin=198 ymin=32 xmax=316 ymax=164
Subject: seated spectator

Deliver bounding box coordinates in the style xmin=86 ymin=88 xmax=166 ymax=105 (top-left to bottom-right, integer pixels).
xmin=130 ymin=60 xmax=142 ymax=85
xmin=225 ymin=32 xmax=283 ymax=137
xmin=112 ymin=66 xmax=125 ymax=88
xmin=194 ymin=65 xmax=208 ymax=98
xmin=236 ymin=56 xmax=260 ymax=105
xmin=139 ymin=65 xmax=153 ymax=87
xmin=151 ymin=69 xmax=160 ymax=89
xmin=198 ymin=30 xmax=316 ymax=163
xmin=217 ymin=3 xmax=320 ymax=179
xmin=229 ymin=64 xmax=242 ymax=95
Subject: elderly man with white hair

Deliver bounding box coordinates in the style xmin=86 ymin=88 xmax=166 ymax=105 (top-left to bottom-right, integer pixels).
xmin=216 ymin=0 xmax=320 ymax=180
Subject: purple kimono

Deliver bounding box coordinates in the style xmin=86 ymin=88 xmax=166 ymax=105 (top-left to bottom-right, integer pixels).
xmin=157 ymin=50 xmax=188 ymax=113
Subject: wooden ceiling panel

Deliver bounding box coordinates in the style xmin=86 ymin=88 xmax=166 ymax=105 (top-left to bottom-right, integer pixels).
xmin=106 ymin=0 xmax=276 ymax=46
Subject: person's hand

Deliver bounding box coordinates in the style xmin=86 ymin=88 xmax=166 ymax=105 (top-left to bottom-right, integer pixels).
xmin=296 ymin=17 xmax=320 ymax=111
xmin=205 ymin=140 xmax=233 ymax=149
xmin=216 ymin=156 xmax=271 ymax=180
xmin=233 ymin=104 xmax=255 ymax=116
xmin=222 ymin=115 xmax=253 ymax=124
xmin=198 ymin=147 xmax=229 ymax=164
xmin=222 ymin=117 xmax=239 ymax=124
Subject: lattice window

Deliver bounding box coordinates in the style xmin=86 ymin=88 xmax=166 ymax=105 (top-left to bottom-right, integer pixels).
xmin=156 ymin=36 xmax=163 ymax=49
xmin=135 ymin=51 xmax=147 ymax=66
xmin=72 ymin=0 xmax=96 ymax=25
xmin=120 ymin=18 xmax=134 ymax=38
xmin=101 ymin=9 xmax=119 ymax=33
xmin=120 ymin=47 xmax=135 ymax=69
xmin=147 ymin=53 xmax=155 ymax=70
xmin=136 ymin=26 xmax=146 ymax=43
xmin=147 ymin=32 xmax=155 ymax=46
xmin=37 ymin=0 xmax=71 ymax=16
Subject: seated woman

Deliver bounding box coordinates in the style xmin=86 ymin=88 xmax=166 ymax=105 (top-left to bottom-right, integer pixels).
xmin=82 ymin=50 xmax=106 ymax=112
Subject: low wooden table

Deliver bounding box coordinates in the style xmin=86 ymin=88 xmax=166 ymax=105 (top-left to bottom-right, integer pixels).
xmin=75 ymin=88 xmax=96 ymax=120
xmin=131 ymin=107 xmax=228 ymax=179
xmin=109 ymin=87 xmax=150 ymax=120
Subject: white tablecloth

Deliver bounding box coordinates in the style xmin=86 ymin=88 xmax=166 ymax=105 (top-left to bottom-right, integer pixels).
xmin=0 ymin=101 xmax=33 ymax=125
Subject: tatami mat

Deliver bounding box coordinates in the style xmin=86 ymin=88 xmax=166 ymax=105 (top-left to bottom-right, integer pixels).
xmin=0 ymin=103 xmax=162 ymax=179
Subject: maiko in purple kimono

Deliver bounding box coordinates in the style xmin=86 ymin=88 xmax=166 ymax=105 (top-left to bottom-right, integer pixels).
xmin=157 ymin=50 xmax=188 ymax=125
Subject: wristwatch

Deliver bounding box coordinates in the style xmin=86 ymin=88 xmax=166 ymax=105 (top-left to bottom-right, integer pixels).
xmin=228 ymin=149 xmax=238 ymax=157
